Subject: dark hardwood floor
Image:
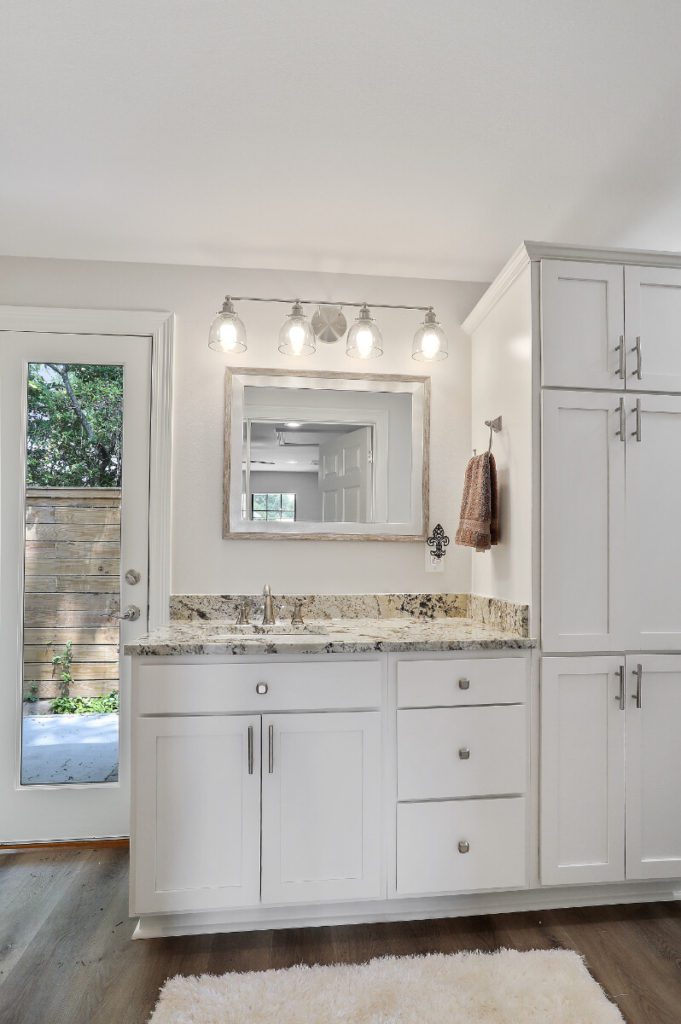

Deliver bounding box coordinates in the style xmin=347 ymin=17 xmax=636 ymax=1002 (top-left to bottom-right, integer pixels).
xmin=1 ymin=846 xmax=680 ymax=1024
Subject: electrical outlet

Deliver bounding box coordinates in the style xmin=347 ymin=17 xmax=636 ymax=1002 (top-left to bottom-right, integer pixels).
xmin=425 ymin=547 xmax=445 ymax=573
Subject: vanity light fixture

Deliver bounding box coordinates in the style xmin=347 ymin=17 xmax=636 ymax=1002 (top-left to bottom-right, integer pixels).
xmin=278 ymin=301 xmax=316 ymax=356
xmin=208 ymin=295 xmax=448 ymax=361
xmin=208 ymin=296 xmax=248 ymax=353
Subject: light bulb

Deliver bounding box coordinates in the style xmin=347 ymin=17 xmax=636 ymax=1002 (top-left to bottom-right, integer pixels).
xmin=208 ymin=297 xmax=247 ymax=353
xmin=412 ymin=308 xmax=448 ymax=361
xmin=278 ymin=302 xmax=315 ymax=356
xmin=346 ymin=305 xmax=383 ymax=359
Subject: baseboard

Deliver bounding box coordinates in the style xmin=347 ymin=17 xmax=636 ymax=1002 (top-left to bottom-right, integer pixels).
xmin=132 ymin=880 xmax=681 ymax=939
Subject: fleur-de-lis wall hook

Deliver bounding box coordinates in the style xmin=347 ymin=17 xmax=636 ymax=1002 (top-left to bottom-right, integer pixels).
xmin=427 ymin=523 xmax=450 ymax=560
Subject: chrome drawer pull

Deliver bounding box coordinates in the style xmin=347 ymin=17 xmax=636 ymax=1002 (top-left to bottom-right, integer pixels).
xmin=615 ymin=665 xmax=625 ymax=711
xmin=458 ymin=678 xmax=470 ymax=690
xmin=458 ymin=747 xmax=471 ymax=760
xmin=615 ymin=335 xmax=625 ymax=378
xmin=256 ymin=682 xmax=268 ymax=695
xmin=631 ymin=335 xmax=642 ymax=379
xmin=632 ymin=663 xmax=643 ymax=709
xmin=458 ymin=840 xmax=470 ymax=854
xmin=247 ymin=724 xmax=254 ymax=775
xmin=631 ymin=399 xmax=642 ymax=442
xmin=615 ymin=397 xmax=625 ymax=441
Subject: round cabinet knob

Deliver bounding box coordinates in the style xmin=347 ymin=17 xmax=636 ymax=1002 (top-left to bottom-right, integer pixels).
xmin=458 ymin=747 xmax=471 ymax=760
xmin=458 ymin=678 xmax=470 ymax=690
xmin=256 ymin=682 xmax=268 ymax=695
xmin=458 ymin=840 xmax=470 ymax=854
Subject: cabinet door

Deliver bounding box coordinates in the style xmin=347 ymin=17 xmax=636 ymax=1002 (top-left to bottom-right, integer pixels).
xmin=626 ymin=656 xmax=681 ymax=879
xmin=541 ymin=260 xmax=624 ymax=388
xmin=626 ymin=394 xmax=681 ymax=649
xmin=131 ymin=715 xmax=261 ymax=914
xmin=625 ymin=265 xmax=681 ymax=392
xmin=540 ymin=657 xmax=625 ymax=886
xmin=261 ymin=712 xmax=381 ymax=904
xmin=542 ymin=391 xmax=626 ymax=652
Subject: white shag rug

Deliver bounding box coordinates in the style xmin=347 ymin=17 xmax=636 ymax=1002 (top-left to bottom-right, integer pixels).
xmin=148 ymin=948 xmax=624 ymax=1024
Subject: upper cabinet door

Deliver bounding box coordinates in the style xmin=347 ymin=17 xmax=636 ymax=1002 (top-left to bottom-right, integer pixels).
xmin=541 ymin=260 xmax=624 ymax=389
xmin=625 ymin=655 xmax=681 ymax=879
xmin=625 ymin=266 xmax=681 ymax=392
xmin=542 ymin=391 xmax=626 ymax=652
xmin=261 ymin=711 xmax=382 ymax=905
xmin=626 ymin=395 xmax=681 ymax=649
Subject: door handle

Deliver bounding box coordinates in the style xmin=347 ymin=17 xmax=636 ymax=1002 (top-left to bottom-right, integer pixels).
xmin=632 ymin=664 xmax=643 ymax=709
xmin=114 ymin=604 xmax=141 ymax=621
xmin=247 ymin=724 xmax=254 ymax=775
xmin=615 ymin=335 xmax=625 ymax=379
xmin=615 ymin=665 xmax=625 ymax=711
xmin=631 ymin=399 xmax=642 ymax=442
xmin=631 ymin=335 xmax=642 ymax=379
xmin=615 ymin=397 xmax=625 ymax=441
xmin=268 ymin=723 xmax=274 ymax=773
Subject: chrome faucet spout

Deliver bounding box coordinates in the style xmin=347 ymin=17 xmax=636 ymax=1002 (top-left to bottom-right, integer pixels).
xmin=262 ymin=584 xmax=276 ymax=625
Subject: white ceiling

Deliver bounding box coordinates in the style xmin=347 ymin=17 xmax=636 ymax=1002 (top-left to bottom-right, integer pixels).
xmin=3 ymin=1 xmax=681 ymax=282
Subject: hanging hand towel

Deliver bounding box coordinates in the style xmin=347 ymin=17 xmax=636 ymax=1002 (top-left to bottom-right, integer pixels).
xmin=455 ymin=451 xmax=499 ymax=551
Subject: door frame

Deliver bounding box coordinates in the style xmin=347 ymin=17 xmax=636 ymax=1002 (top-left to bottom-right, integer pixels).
xmin=0 ymin=306 xmax=173 ymax=630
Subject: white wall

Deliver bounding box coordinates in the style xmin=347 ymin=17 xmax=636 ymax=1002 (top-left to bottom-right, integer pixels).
xmin=0 ymin=255 xmax=485 ymax=595
xmin=469 ymin=263 xmax=533 ymax=605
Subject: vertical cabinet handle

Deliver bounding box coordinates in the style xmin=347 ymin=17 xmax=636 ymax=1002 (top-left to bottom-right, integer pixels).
xmin=247 ymin=724 xmax=254 ymax=775
xmin=268 ymin=723 xmax=274 ymax=773
xmin=616 ymin=335 xmax=625 ymax=378
xmin=615 ymin=397 xmax=625 ymax=441
xmin=631 ymin=335 xmax=642 ymax=379
xmin=615 ymin=665 xmax=625 ymax=711
xmin=631 ymin=399 xmax=642 ymax=442
xmin=632 ymin=664 xmax=643 ymax=709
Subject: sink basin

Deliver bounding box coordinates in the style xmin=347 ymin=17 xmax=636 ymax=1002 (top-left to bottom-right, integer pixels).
xmin=216 ymin=623 xmax=329 ymax=636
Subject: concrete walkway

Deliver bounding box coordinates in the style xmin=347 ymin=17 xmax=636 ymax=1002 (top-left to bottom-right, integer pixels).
xmin=21 ymin=713 xmax=119 ymax=785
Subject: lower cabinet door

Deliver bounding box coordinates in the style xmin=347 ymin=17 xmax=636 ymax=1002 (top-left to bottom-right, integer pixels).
xmin=132 ymin=715 xmax=261 ymax=914
xmin=261 ymin=711 xmax=382 ymax=904
xmin=626 ymin=655 xmax=681 ymax=879
xmin=396 ymin=797 xmax=526 ymax=896
xmin=540 ymin=657 xmax=625 ymax=886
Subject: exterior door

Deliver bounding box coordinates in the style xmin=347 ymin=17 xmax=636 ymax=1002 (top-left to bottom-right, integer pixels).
xmin=625 ymin=655 xmax=681 ymax=880
xmin=0 ymin=332 xmax=150 ymax=842
xmin=626 ymin=394 xmax=681 ymax=649
xmin=541 ymin=391 xmax=626 ymax=652
xmin=131 ymin=715 xmax=261 ymax=913
xmin=625 ymin=265 xmax=681 ymax=392
xmin=540 ymin=657 xmax=625 ymax=886
xmin=541 ymin=260 xmax=624 ymax=389
xmin=319 ymin=426 xmax=372 ymax=523
xmin=261 ymin=711 xmax=382 ymax=904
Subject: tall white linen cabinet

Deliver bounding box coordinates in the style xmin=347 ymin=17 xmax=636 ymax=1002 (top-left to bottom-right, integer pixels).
xmin=463 ymin=242 xmax=681 ymax=896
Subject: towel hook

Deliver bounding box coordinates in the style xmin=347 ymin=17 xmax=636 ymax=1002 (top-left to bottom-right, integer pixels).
xmin=484 ymin=416 xmax=502 ymax=454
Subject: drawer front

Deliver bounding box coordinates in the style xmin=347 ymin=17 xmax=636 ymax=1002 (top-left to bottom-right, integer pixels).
xmin=397 ymin=657 xmax=526 ymax=708
xmin=135 ymin=660 xmax=382 ymax=715
xmin=397 ymin=705 xmax=526 ymax=800
xmin=396 ymin=797 xmax=526 ymax=895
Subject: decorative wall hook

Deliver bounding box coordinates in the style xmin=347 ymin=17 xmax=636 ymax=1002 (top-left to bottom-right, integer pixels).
xmin=427 ymin=523 xmax=450 ymax=560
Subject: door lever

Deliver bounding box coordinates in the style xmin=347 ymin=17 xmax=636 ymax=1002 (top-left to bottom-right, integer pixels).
xmin=114 ymin=605 xmax=141 ymax=621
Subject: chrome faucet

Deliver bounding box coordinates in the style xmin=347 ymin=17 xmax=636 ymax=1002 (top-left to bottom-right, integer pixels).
xmin=262 ymin=584 xmax=276 ymax=625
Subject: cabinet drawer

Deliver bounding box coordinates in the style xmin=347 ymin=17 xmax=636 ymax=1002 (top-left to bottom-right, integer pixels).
xmin=397 ymin=657 xmax=526 ymax=708
xmin=135 ymin=659 xmax=382 ymax=715
xmin=397 ymin=705 xmax=526 ymax=800
xmin=396 ymin=797 xmax=526 ymax=896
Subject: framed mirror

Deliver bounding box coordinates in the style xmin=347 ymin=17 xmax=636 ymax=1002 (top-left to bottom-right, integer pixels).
xmin=224 ymin=369 xmax=430 ymax=540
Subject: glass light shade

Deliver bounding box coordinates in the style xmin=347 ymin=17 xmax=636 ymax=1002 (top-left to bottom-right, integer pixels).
xmin=208 ymin=297 xmax=247 ymax=353
xmin=412 ymin=309 xmax=448 ymax=361
xmin=346 ymin=305 xmax=383 ymax=359
xmin=278 ymin=302 xmax=316 ymax=356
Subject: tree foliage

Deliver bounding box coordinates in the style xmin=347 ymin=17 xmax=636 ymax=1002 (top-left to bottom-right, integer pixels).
xmin=26 ymin=363 xmax=124 ymax=487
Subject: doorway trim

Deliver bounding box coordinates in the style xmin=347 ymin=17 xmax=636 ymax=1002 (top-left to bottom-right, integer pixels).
xmin=0 ymin=306 xmax=174 ymax=628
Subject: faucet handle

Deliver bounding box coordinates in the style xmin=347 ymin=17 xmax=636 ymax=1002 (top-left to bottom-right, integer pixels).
xmin=236 ymin=598 xmax=251 ymax=625
xmin=291 ymin=599 xmax=304 ymax=626
xmin=263 ymin=583 xmax=272 ymax=596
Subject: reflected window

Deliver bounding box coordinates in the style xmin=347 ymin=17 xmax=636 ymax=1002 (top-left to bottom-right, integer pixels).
xmin=252 ymin=493 xmax=296 ymax=522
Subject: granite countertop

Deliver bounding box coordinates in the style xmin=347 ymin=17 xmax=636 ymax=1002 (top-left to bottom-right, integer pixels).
xmin=124 ymin=617 xmax=536 ymax=657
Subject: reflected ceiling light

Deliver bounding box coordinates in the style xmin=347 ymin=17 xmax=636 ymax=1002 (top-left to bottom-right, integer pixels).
xmin=208 ymin=296 xmax=247 ymax=353
xmin=346 ymin=304 xmax=383 ymax=360
xmin=285 ymin=421 xmax=302 ymax=428
xmin=412 ymin=307 xmax=448 ymax=362
xmin=278 ymin=301 xmax=316 ymax=356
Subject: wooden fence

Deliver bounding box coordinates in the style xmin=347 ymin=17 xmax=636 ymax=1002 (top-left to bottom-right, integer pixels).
xmin=23 ymin=488 xmax=121 ymax=700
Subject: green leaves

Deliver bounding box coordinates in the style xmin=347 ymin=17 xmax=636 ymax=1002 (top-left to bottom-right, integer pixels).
xmin=50 ymin=691 xmax=120 ymax=715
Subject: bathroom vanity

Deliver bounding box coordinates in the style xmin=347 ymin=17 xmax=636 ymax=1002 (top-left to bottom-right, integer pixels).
xmin=126 ymin=615 xmax=536 ymax=938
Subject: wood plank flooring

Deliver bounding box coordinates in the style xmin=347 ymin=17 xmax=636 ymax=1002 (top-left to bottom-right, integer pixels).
xmin=1 ymin=846 xmax=680 ymax=1024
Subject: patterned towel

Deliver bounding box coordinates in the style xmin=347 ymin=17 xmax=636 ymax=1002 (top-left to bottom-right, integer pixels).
xmin=455 ymin=452 xmax=498 ymax=551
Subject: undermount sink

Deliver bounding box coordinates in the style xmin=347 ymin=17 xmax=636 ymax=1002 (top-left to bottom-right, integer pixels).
xmin=217 ymin=623 xmax=329 ymax=636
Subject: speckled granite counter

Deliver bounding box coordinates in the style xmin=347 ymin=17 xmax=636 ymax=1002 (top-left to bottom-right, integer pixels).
xmin=124 ymin=618 xmax=535 ymax=657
